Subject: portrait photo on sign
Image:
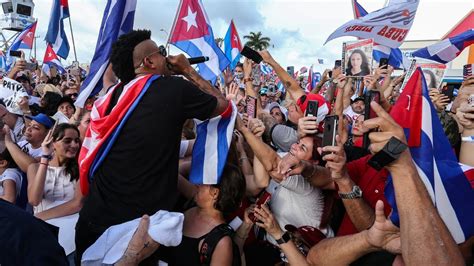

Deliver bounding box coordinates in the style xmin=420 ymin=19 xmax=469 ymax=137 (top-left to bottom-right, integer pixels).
xmin=418 ymin=63 xmax=447 ymax=90
xmin=342 ymin=39 xmax=374 ymax=77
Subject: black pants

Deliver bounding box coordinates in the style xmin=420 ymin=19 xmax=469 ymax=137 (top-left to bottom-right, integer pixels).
xmin=74 ymin=216 xmax=161 ymax=265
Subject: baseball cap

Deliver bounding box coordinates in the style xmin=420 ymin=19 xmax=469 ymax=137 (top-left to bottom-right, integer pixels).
xmin=26 ymin=113 xmax=55 ymax=129
xmin=267 ymin=102 xmax=288 ymax=121
xmin=296 ymin=93 xmax=330 ymax=124
xmin=259 ymin=87 xmax=269 ymax=95
xmin=351 ymin=96 xmax=365 ymax=104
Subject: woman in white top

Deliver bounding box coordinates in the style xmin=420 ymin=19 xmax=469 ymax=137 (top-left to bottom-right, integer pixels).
xmin=0 ymin=148 xmax=22 ymax=204
xmin=27 ymin=123 xmax=83 ymax=220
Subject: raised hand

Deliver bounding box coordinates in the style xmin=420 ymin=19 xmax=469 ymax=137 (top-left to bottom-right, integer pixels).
xmin=248 ymin=118 xmax=265 ymax=138
xmin=365 ymin=201 xmax=401 ymax=254
xmin=41 ymin=121 xmax=58 ymax=156
xmin=297 ymin=116 xmax=318 ymax=138
xmin=253 ymin=204 xmax=283 ymax=240
xmin=318 ymin=135 xmax=347 ymax=181
xmin=225 ymin=82 xmax=239 ymax=102
xmin=258 ymin=50 xmax=275 ymax=64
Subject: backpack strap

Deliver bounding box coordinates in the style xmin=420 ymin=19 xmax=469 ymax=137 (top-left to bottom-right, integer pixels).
xmin=199 ymin=224 xmax=235 ymax=266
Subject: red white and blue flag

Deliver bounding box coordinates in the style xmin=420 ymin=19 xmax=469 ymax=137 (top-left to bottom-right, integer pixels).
xmin=79 ymin=74 xmax=159 ymax=195
xmin=45 ymin=0 xmax=70 ymax=59
xmin=352 ymin=0 xmax=410 ymax=69
xmin=169 ymin=0 xmax=230 ymax=84
xmin=76 ymin=0 xmax=137 ymax=108
xmin=306 ymin=65 xmax=314 ymax=92
xmin=412 ymin=29 xmax=474 ymax=64
xmin=223 ymin=19 xmax=242 ymax=70
xmin=42 ymin=43 xmax=66 ymax=75
xmin=189 ymin=102 xmax=237 ymax=185
xmin=6 ymin=21 xmax=37 ymax=70
xmin=327 ymin=0 xmax=419 ymax=48
xmin=385 ymin=67 xmax=474 ymax=243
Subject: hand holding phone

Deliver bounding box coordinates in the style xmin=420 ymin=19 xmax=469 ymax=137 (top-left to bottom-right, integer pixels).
xmin=305 ymin=100 xmax=319 ymax=117
xmin=363 ymin=91 xmax=380 ymax=149
xmin=246 ymin=95 xmax=257 ymax=119
xmin=241 ymin=46 xmax=263 ymax=64
xmin=248 ymin=191 xmax=271 ymax=223
xmin=379 ymin=58 xmax=389 ymax=69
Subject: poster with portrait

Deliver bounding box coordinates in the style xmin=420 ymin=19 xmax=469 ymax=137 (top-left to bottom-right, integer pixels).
xmin=342 ymin=39 xmax=374 ymax=77
xmin=417 ymin=63 xmax=446 ymax=90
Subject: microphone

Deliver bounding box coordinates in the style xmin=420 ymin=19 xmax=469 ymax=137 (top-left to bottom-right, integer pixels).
xmin=188 ymin=56 xmax=209 ymax=65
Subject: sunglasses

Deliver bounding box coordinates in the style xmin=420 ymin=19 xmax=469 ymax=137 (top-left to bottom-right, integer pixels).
xmin=135 ymin=45 xmax=167 ymax=69
xmin=66 ymin=93 xmax=78 ymax=98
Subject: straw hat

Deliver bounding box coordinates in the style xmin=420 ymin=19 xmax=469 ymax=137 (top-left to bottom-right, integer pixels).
xmin=35 ymin=84 xmax=63 ymax=97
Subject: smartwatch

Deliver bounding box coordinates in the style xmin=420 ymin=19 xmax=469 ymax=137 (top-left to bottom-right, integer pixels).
xmin=275 ymin=231 xmax=291 ymax=245
xmin=339 ymin=185 xmax=363 ymax=199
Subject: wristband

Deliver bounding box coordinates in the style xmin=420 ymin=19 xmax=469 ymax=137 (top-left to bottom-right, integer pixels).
xmin=367 ymin=137 xmax=408 ymax=171
xmin=461 ymin=136 xmax=474 ymax=142
xmin=243 ymin=77 xmax=253 ymax=83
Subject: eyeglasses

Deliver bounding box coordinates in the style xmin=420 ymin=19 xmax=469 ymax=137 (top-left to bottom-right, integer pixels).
xmin=66 ymin=93 xmax=78 ymax=98
xmin=135 ymin=45 xmax=167 ymax=69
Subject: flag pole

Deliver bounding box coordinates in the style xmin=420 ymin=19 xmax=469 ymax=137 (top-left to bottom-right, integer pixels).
xmin=166 ymin=0 xmax=184 ymax=52
xmin=67 ymin=16 xmax=78 ymax=62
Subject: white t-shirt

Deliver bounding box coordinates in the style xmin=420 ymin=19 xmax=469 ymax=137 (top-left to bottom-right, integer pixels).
xmin=17 ymin=140 xmax=42 ymax=158
xmin=0 ymin=168 xmax=22 ymax=197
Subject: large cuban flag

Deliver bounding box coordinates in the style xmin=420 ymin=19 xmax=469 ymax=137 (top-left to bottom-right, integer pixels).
xmin=385 ymin=67 xmax=474 ymax=244
xmin=169 ymin=0 xmax=230 ymax=84
xmin=42 ymin=43 xmax=66 ymax=76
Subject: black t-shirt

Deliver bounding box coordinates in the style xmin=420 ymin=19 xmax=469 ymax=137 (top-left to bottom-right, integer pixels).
xmin=79 ymin=76 xmax=217 ymax=226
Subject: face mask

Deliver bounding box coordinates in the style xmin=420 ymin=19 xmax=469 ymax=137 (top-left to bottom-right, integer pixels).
xmin=235 ymin=73 xmax=244 ymax=79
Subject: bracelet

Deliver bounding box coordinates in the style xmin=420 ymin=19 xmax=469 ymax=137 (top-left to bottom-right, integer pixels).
xmin=461 ymin=136 xmax=474 ymax=142
xmin=40 ymin=162 xmax=48 ymax=166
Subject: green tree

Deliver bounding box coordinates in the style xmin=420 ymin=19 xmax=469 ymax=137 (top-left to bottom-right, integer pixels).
xmin=243 ymin=31 xmax=271 ymax=50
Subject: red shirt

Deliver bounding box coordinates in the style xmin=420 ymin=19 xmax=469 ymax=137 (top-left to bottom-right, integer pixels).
xmin=336 ymin=155 xmax=392 ymax=236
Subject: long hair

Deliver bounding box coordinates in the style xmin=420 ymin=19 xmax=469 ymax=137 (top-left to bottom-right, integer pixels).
xmin=212 ymin=164 xmax=246 ymax=216
xmin=423 ymin=69 xmax=437 ymax=88
xmin=52 ymin=123 xmax=81 ymax=182
xmin=346 ymin=49 xmax=370 ymax=76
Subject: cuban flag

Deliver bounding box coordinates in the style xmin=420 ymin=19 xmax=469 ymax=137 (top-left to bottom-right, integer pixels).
xmin=76 ymin=0 xmax=137 ymax=108
xmin=260 ymin=63 xmax=272 ymax=75
xmin=189 ymin=102 xmax=237 ymax=185
xmin=327 ymin=0 xmax=420 ymax=48
xmin=45 ymin=0 xmax=70 ymax=59
xmin=79 ymin=74 xmax=159 ymax=195
xmin=223 ymin=19 xmax=242 ymax=70
xmin=385 ymin=67 xmax=474 ymax=244
xmin=412 ymin=29 xmax=474 ymax=64
xmin=352 ymin=0 xmax=410 ymax=69
xmin=6 ymin=21 xmax=37 ymax=70
xmin=169 ymin=0 xmax=230 ymax=84
xmin=42 ymin=44 xmax=66 ymax=76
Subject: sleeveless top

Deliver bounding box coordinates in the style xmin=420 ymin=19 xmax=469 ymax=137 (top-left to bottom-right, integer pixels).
xmin=34 ymin=165 xmax=76 ymax=214
xmin=160 ymin=232 xmax=210 ymax=266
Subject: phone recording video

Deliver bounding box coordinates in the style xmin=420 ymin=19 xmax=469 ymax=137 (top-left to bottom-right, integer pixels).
xmin=248 ymin=191 xmax=271 ymax=223
xmin=246 ymin=95 xmax=257 ymax=119
xmin=321 ymin=115 xmax=339 ymax=157
xmin=363 ymin=91 xmax=380 ymax=149
xmin=379 ymin=58 xmax=389 ymax=70
xmin=241 ymin=46 xmax=263 ymax=64
xmin=305 ymin=100 xmax=319 ymax=117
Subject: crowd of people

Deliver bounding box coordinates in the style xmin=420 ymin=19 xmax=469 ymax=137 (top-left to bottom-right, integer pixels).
xmin=0 ymin=28 xmax=473 ymax=266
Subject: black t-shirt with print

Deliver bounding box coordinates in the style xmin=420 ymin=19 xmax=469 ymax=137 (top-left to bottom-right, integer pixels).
xmin=79 ymin=76 xmax=217 ymax=226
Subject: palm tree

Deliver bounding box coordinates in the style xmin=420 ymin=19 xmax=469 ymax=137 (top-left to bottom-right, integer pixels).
xmin=243 ymin=31 xmax=271 ymax=50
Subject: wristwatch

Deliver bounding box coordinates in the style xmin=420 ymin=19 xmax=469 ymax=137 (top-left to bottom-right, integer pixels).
xmin=275 ymin=231 xmax=291 ymax=245
xmin=338 ymin=185 xmax=363 ymax=199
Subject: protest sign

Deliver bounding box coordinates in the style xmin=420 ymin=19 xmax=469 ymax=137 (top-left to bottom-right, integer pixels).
xmin=342 ymin=39 xmax=374 ymax=77
xmin=0 ymin=77 xmax=29 ymax=114
xmin=418 ymin=63 xmax=446 ymax=89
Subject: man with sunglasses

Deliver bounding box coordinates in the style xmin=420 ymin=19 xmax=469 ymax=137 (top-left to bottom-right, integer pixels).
xmin=75 ymin=29 xmax=229 ymax=264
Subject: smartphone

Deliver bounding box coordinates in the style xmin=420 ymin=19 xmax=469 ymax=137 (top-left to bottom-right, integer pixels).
xmin=322 ymin=115 xmax=339 ymax=157
xmin=241 ymin=46 xmax=263 ymax=64
xmin=287 ymin=66 xmax=295 ymax=77
xmin=9 ymin=50 xmax=22 ymax=57
xmin=379 ymin=58 xmax=389 ymax=69
xmin=305 ymin=100 xmax=319 ymax=117
xmin=441 ymin=85 xmax=455 ymax=101
xmin=328 ymin=70 xmax=333 ymax=78
xmin=334 ymin=60 xmax=342 ymax=68
xmin=363 ymin=91 xmax=380 ymax=149
xmin=246 ymin=95 xmax=257 ymax=119
xmin=463 ymin=64 xmax=473 ymax=80
xmin=248 ymin=191 xmax=272 ymax=223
